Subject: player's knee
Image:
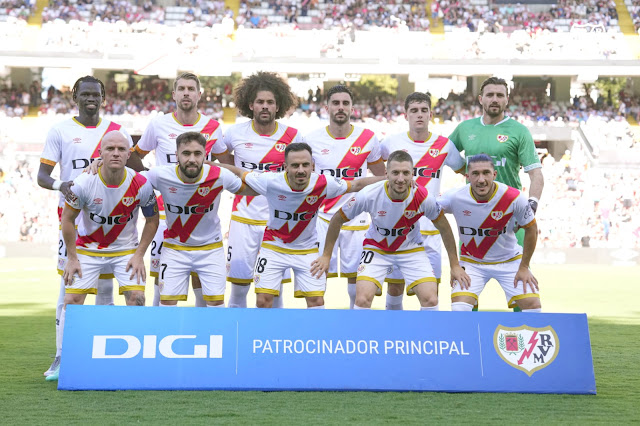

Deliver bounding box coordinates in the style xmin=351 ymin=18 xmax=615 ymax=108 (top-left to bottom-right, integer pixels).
xmin=452 ymin=295 xmax=477 ymax=306
xmin=306 ymin=296 xmax=324 ymax=307
xmin=64 ymin=293 xmax=85 ymax=305
xmin=256 ymin=293 xmax=274 ymax=308
xmin=206 ymin=300 xmax=224 ymax=307
xmin=517 ymin=297 xmax=541 ymax=310
xmin=124 ymin=291 xmax=145 ymax=306
xmin=160 ymin=300 xmax=178 ymax=306
xmin=418 ymin=293 xmax=438 ymax=307
xmin=387 ymin=283 xmax=404 ymax=297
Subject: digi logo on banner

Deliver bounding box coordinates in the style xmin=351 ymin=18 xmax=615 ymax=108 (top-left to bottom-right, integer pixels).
xmin=92 ymin=335 xmax=223 ymax=359
xmin=494 ymin=325 xmax=559 ymax=376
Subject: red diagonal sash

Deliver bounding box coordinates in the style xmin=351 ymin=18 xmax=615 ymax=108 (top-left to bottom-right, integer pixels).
xmin=76 ymin=172 xmax=146 ymax=249
xmin=201 ymin=118 xmax=221 ymax=155
xmin=263 ymin=175 xmax=327 ymax=244
xmin=461 ymin=186 xmax=520 ymax=259
xmin=322 ymin=128 xmax=374 ymax=213
xmin=414 ymin=135 xmax=449 ymax=187
xmin=90 ymin=122 xmax=122 ymax=159
xmin=363 ymin=186 xmax=428 ymax=252
xmin=164 ymin=166 xmax=223 ymax=243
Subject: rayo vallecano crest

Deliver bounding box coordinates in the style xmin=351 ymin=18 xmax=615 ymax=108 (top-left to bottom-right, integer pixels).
xmin=404 ymin=210 xmax=417 ymax=219
xmin=122 ymin=197 xmax=135 ymax=207
xmin=494 ymin=325 xmax=559 ymax=376
xmin=429 ymin=148 xmax=440 ymax=157
xmin=497 ymin=134 xmax=509 ymax=143
xmin=350 ymin=147 xmax=362 ymax=155
xmin=275 ymin=143 xmax=286 ymax=153
xmin=198 ymin=186 xmax=211 ymax=197
xmin=491 ymin=211 xmax=504 ymax=220
xmin=306 ymin=195 xmax=318 ymax=205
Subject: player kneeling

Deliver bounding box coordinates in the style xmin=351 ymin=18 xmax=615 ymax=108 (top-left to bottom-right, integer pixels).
xmin=312 ymin=150 xmax=469 ymax=310
xmin=221 ymin=142 xmax=383 ymax=308
xmin=49 ymin=132 xmax=159 ymax=381
xmin=439 ymin=153 xmax=542 ymax=312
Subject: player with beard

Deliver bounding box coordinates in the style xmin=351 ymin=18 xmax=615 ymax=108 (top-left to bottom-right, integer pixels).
xmin=223 ymin=72 xmax=300 ymax=309
xmin=305 ymin=85 xmax=386 ymax=309
xmin=144 ymin=132 xmax=255 ymax=306
xmin=127 ymin=73 xmax=230 ymax=307
xmin=448 ymin=77 xmax=544 ymax=311
xmin=38 ymin=76 xmax=133 ymax=378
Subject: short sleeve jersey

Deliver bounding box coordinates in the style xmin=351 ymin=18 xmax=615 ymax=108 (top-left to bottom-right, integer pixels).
xmin=438 ymin=182 xmax=536 ymax=264
xmin=223 ymin=120 xmax=300 ymax=226
xmin=66 ymin=167 xmax=155 ymax=256
xmin=40 ymin=117 xmax=133 ymax=212
xmin=340 ymin=181 xmax=442 ymax=253
xmin=144 ymin=164 xmax=243 ymax=248
xmin=449 ymin=117 xmax=541 ymax=189
xmin=135 ymin=112 xmax=225 ymax=166
xmin=305 ymin=125 xmax=383 ymax=228
xmin=244 ymin=172 xmax=349 ymax=253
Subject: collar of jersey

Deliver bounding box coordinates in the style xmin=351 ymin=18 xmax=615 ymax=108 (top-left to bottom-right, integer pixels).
xmin=469 ymin=182 xmax=498 ymax=203
xmin=99 ymin=167 xmax=127 ymax=188
xmin=73 ymin=117 xmax=102 ymax=128
xmin=384 ymin=181 xmax=409 ymax=202
xmin=326 ymin=124 xmax=354 ymax=140
xmin=172 ymin=112 xmax=201 ymax=126
xmin=407 ymin=131 xmax=432 ymax=143
xmin=284 ymin=172 xmax=309 ymax=192
xmin=479 ymin=115 xmax=510 ymax=127
xmin=252 ymin=120 xmax=278 ymax=137
xmin=175 ymin=164 xmax=204 ymax=183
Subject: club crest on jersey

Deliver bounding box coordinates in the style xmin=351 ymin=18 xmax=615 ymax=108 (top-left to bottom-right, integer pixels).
xmin=122 ymin=197 xmax=135 ymax=207
xmin=350 ymin=147 xmax=362 ymax=155
xmin=201 ymin=133 xmax=211 ymax=140
xmin=494 ymin=325 xmax=559 ymax=376
xmin=306 ymin=195 xmax=318 ymax=205
xmin=491 ymin=211 xmax=504 ymax=220
xmin=152 ymin=259 xmax=159 ymax=268
xmin=497 ymin=134 xmax=509 ymax=143
xmin=275 ymin=143 xmax=286 ymax=153
xmin=404 ymin=210 xmax=417 ymax=219
xmin=429 ymin=149 xmax=440 ymax=157
xmin=198 ymin=187 xmax=211 ymax=197
xmin=346 ymin=197 xmax=356 ymax=208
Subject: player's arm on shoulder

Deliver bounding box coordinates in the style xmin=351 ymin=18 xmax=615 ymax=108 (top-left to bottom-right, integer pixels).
xmin=127 ymin=148 xmax=147 ymax=172
xmin=368 ymin=158 xmax=386 ymax=176
xmin=347 ymin=175 xmax=385 ymax=193
xmin=310 ymin=208 xmax=349 ymax=279
xmin=223 ymin=168 xmax=259 ymax=197
xmin=212 ymin=150 xmax=234 ymax=165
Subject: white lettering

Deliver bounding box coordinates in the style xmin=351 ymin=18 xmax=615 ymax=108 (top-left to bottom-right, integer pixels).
xmin=370 ymin=340 xmax=379 ymax=354
xmin=439 ymin=341 xmax=449 ymax=355
xmin=384 ymin=340 xmax=393 ymax=354
xmin=423 ymin=341 xmax=433 ymax=354
xmin=306 ymin=340 xmax=316 ymax=354
xmin=335 ymin=340 xmax=345 ymax=354
xmin=92 ymin=335 xmax=140 ymax=359
xmin=263 ymin=340 xmax=272 ymax=353
xmin=143 ymin=335 xmax=156 ymax=358
xmin=253 ymin=339 xmax=263 ymax=353
xmin=159 ymin=335 xmax=207 ymax=359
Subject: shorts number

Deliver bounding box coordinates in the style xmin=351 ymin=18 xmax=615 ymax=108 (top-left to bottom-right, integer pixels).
xmin=58 ymin=239 xmax=67 ymax=257
xmin=227 ymin=246 xmax=232 ymax=262
xmin=255 ymin=257 xmax=268 ymax=273
xmin=151 ymin=241 xmax=163 ymax=256
xmin=160 ymin=263 xmax=168 ymax=279
xmin=360 ymin=251 xmax=374 ymax=264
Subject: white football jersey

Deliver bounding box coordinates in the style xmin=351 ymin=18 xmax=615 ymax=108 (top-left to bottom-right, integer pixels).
xmin=244 ymin=172 xmax=349 ymax=253
xmin=340 ymin=181 xmax=442 ymax=253
xmin=67 ymin=167 xmax=155 ymax=256
xmin=135 ymin=112 xmax=225 ymax=166
xmin=438 ymin=182 xmax=536 ymax=264
xmin=144 ymin=164 xmax=243 ymax=248
xmin=224 ymin=121 xmax=300 ymax=226
xmin=381 ymin=131 xmax=465 ymax=234
xmin=40 ymin=117 xmax=133 ymax=214
xmin=306 ymin=125 xmax=382 ymax=228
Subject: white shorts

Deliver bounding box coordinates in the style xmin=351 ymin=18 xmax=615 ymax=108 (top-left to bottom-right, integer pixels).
xmin=385 ymin=232 xmax=442 ymax=293
xmin=452 ymin=259 xmax=541 ymax=308
xmin=149 ymin=217 xmax=167 ymax=278
xmin=316 ymin=218 xmax=366 ymax=279
xmin=226 ymin=220 xmax=291 ymax=284
xmin=57 ymin=227 xmax=113 ymax=279
xmin=357 ymin=247 xmax=436 ymax=295
xmin=254 ymin=247 xmax=325 ymax=298
xmin=66 ymin=252 xmax=144 ymax=295
xmin=159 ymin=244 xmax=226 ymax=302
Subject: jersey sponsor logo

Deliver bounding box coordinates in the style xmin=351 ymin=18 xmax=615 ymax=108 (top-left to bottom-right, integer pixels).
xmin=165 ymin=201 xmax=217 ymax=215
xmin=429 ymin=149 xmax=440 ymax=157
xmin=71 ymin=158 xmax=100 ymax=170
xmin=463 ymin=210 xmax=472 ymax=216
xmin=404 ymin=210 xmax=417 ymax=219
xmin=168 ymin=187 xmax=178 ymax=193
xmin=414 ymin=167 xmax=441 ymax=179
xmin=274 ymin=210 xmax=316 ymax=221
xmin=168 ymin=133 xmax=178 ymax=139
xmin=197 ymin=187 xmax=211 ymax=197
xmin=491 ymin=211 xmax=504 ymax=220
xmin=91 ymin=335 xmax=223 ymax=359
xmin=239 ymin=161 xmax=283 ymax=172
xmin=306 ymin=195 xmax=318 ymax=205
xmin=122 ymin=197 xmax=135 ymax=207
xmin=278 ymin=195 xmax=287 ymax=201
xmin=89 ymin=211 xmax=135 ymax=225
xmin=494 ymin=325 xmax=559 ymax=377
xmin=350 ymin=147 xmax=362 ymax=155
xmin=73 ymin=137 xmax=82 ymax=144
xmin=375 ymin=223 xmax=415 ymax=237
xmin=321 ymin=149 xmax=330 ymax=155
xmin=377 ymin=210 xmax=387 ymax=217
xmin=320 ymin=167 xmax=363 ymax=179
xmin=459 ymin=226 xmax=507 ymax=237
xmin=93 ymin=198 xmax=103 ymax=205
xmin=244 ymin=143 xmax=253 ymax=149
xmin=497 ymin=135 xmax=509 ymax=143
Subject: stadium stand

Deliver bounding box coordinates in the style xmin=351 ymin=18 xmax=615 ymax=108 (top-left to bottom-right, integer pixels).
xmin=0 ymin=0 xmax=34 ymax=21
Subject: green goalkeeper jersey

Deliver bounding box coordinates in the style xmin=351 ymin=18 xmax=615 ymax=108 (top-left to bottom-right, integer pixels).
xmin=449 ymin=116 xmax=541 ymax=190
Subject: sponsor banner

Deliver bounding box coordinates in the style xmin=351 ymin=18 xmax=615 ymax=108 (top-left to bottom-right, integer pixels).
xmin=59 ymin=306 xmax=596 ymax=394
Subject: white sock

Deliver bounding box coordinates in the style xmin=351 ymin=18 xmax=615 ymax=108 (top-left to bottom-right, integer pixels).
xmin=152 ymin=284 xmax=161 ymax=307
xmin=59 ymin=307 xmax=67 ymax=355
xmin=55 ymin=278 xmax=65 ymax=357
xmin=193 ymin=287 xmax=206 ymax=307
xmin=386 ymin=294 xmax=403 ymax=310
xmin=206 ymin=303 xmax=225 ymax=308
xmin=308 ymin=305 xmax=325 ymax=309
xmin=353 ymin=304 xmax=369 ymax=310
xmin=451 ymin=302 xmax=474 ymax=311
xmin=95 ymin=278 xmax=114 ymax=305
xmin=228 ymin=284 xmax=250 ymax=308
xmin=420 ymin=304 xmax=439 ymax=311
xmin=522 ymin=308 xmax=542 ymax=313
xmin=347 ymin=283 xmax=357 ymax=309
xmin=272 ymin=294 xmax=284 ymax=309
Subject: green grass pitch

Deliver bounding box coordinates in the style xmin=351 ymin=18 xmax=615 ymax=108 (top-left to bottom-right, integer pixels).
xmin=1 ymin=257 xmax=639 ymax=424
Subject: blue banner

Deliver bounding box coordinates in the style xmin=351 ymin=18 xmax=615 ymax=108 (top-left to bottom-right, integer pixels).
xmin=59 ymin=306 xmax=596 ymax=394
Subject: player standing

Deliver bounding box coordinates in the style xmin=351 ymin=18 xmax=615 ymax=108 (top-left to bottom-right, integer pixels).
xmin=312 ymin=150 xmax=469 ymax=310
xmin=47 ymin=131 xmax=158 ymax=381
xmin=224 ymin=72 xmax=300 ymax=309
xmin=439 ymin=154 xmax=541 ymax=312
xmin=127 ymin=72 xmax=230 ymax=307
xmin=305 ymin=85 xmax=386 ymax=309
xmin=380 ymin=92 xmax=465 ymax=310
xmin=37 ymin=76 xmax=133 ymax=377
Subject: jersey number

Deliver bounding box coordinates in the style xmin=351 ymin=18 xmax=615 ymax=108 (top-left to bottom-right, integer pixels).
xmin=160 ymin=263 xmax=168 ymax=280
xmin=227 ymin=246 xmax=232 ymax=262
xmin=58 ymin=239 xmax=67 ymax=257
xmin=151 ymin=241 xmax=163 ymax=256
xmin=360 ymin=251 xmax=374 ymax=264
xmin=255 ymin=257 xmax=268 ymax=273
